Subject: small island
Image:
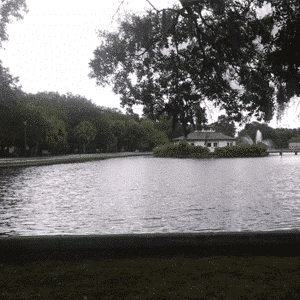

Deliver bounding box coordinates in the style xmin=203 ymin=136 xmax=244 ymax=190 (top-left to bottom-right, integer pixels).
xmin=154 ymin=129 xmax=268 ymax=159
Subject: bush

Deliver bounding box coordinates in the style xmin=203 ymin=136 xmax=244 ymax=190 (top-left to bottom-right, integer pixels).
xmin=153 ymin=140 xmax=211 ymax=158
xmin=213 ymin=143 xmax=268 ymax=158
xmin=153 ymin=141 xmax=269 ymax=159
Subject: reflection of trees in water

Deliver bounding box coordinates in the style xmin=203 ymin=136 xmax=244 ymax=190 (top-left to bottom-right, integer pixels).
xmin=0 ymin=167 xmax=29 ymax=205
xmin=0 ymin=166 xmax=44 ymax=236
xmin=0 ymin=167 xmax=25 ymax=186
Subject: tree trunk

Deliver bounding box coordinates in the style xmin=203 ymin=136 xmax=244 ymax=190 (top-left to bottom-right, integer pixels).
xmin=180 ymin=114 xmax=188 ymax=139
xmin=4 ymin=146 xmax=9 ymax=157
xmin=1 ymin=146 xmax=5 ymax=157
xmin=34 ymin=141 xmax=39 ymax=156
xmin=30 ymin=146 xmax=35 ymax=157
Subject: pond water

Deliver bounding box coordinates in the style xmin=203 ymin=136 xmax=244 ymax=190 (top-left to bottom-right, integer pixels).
xmin=1 ymin=154 xmax=300 ymax=236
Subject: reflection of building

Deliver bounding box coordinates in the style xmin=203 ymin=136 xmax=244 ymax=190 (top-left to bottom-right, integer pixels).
xmin=173 ymin=129 xmax=236 ymax=152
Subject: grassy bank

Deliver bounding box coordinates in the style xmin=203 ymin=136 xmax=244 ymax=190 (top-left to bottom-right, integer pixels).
xmin=153 ymin=141 xmax=269 ymax=159
xmin=0 ymin=152 xmax=153 ymax=168
xmin=1 ymin=256 xmax=300 ymax=299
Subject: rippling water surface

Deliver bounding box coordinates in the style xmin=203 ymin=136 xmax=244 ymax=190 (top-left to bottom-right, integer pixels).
xmin=1 ymin=154 xmax=300 ymax=236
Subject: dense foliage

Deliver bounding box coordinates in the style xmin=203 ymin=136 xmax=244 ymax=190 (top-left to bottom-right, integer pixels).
xmin=89 ymin=0 xmax=300 ymax=137
xmin=153 ymin=140 xmax=268 ymax=158
xmin=74 ymin=121 xmax=97 ymax=154
xmin=264 ymin=0 xmax=300 ymax=110
xmin=153 ymin=140 xmax=211 ymax=158
xmin=210 ymin=115 xmax=236 ymax=137
xmin=213 ymin=143 xmax=268 ymax=158
xmin=0 ymin=88 xmax=171 ymax=157
xmin=289 ymin=137 xmax=300 ymax=143
xmin=89 ymin=0 xmax=280 ymax=136
xmin=0 ymin=0 xmax=28 ymax=48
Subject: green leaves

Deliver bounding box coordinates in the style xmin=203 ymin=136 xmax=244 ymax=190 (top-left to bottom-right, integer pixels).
xmin=45 ymin=116 xmax=68 ymax=154
xmin=74 ymin=121 xmax=97 ymax=154
xmin=89 ymin=0 xmax=279 ymax=131
xmin=211 ymin=115 xmax=236 ymax=137
xmin=153 ymin=140 xmax=211 ymax=158
xmin=0 ymin=0 xmax=28 ymax=48
xmin=213 ymin=143 xmax=268 ymax=158
xmin=263 ymin=1 xmax=300 ymax=102
xmin=74 ymin=121 xmax=97 ymax=144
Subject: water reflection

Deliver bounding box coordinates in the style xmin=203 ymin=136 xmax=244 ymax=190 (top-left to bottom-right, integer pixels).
xmin=0 ymin=154 xmax=300 ymax=236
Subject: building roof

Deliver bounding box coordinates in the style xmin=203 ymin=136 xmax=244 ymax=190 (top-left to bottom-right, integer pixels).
xmin=173 ymin=130 xmax=236 ymax=141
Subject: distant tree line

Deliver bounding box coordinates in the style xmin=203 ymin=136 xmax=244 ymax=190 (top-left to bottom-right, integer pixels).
xmin=0 ymin=85 xmax=177 ymax=156
xmin=2 ymin=57 xmax=298 ymax=158
xmin=0 ymin=53 xmax=233 ymax=157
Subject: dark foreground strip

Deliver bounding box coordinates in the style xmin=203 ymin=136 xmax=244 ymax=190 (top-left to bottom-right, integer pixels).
xmin=1 ymin=230 xmax=300 ymax=265
xmin=2 ymin=231 xmax=300 ymax=299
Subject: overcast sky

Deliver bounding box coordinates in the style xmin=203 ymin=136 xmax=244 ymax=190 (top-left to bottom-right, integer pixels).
xmin=1 ymin=0 xmax=300 ymax=130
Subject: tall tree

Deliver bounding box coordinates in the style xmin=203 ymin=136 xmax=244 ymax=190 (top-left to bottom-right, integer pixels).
xmin=0 ymin=63 xmax=24 ymax=156
xmin=74 ymin=121 xmax=97 ymax=154
xmin=43 ymin=116 xmax=68 ymax=155
xmin=139 ymin=118 xmax=168 ymax=150
xmin=211 ymin=115 xmax=236 ymax=137
xmin=192 ymin=105 xmax=208 ymax=131
xmin=93 ymin=113 xmax=115 ymax=153
xmin=264 ymin=0 xmax=300 ymax=115
xmin=16 ymin=94 xmax=69 ymax=156
xmin=89 ymin=0 xmax=276 ymax=137
xmin=111 ymin=120 xmax=126 ymax=152
xmin=0 ymin=0 xmax=28 ymax=155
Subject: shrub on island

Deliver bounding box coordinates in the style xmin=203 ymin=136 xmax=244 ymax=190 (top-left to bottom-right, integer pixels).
xmin=153 ymin=140 xmax=212 ymax=158
xmin=153 ymin=141 xmax=268 ymax=158
xmin=213 ymin=142 xmax=268 ymax=158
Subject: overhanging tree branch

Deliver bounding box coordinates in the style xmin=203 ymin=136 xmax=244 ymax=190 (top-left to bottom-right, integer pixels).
xmin=90 ymin=0 xmax=283 ymax=130
xmin=145 ymin=0 xmax=159 ymax=12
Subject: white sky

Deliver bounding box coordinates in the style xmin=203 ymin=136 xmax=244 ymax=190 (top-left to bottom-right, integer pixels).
xmin=1 ymin=0 xmax=300 ymax=131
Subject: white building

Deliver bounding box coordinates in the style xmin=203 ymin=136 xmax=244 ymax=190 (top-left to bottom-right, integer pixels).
xmin=173 ymin=129 xmax=236 ymax=152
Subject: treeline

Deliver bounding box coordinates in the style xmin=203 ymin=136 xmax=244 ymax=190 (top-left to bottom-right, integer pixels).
xmin=2 ymin=74 xmax=300 ymax=158
xmin=0 ymin=65 xmax=235 ymax=158
xmin=0 ymin=87 xmax=174 ymax=157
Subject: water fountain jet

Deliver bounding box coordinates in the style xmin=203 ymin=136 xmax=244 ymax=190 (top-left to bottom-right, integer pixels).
xmin=256 ymin=130 xmax=262 ymax=144
xmin=240 ymin=130 xmax=274 ymax=149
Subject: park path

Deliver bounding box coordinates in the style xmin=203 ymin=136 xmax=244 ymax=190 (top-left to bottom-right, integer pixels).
xmin=0 ymin=152 xmax=153 ymax=167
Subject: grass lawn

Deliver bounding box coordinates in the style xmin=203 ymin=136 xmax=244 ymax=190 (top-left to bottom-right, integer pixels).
xmin=1 ymin=256 xmax=300 ymax=299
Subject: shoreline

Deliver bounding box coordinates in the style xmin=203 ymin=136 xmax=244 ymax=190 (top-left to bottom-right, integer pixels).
xmin=0 ymin=152 xmax=153 ymax=168
xmin=1 ymin=230 xmax=300 ymax=264
xmin=1 ymin=150 xmax=290 ymax=168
